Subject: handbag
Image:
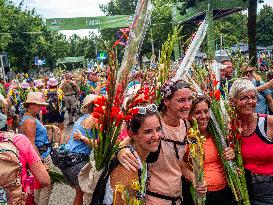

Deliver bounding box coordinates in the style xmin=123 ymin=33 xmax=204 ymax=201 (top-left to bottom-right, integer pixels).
xmin=50 ymin=145 xmax=89 ymax=170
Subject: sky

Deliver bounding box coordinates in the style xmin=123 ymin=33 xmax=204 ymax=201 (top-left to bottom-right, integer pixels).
xmin=11 ymin=0 xmax=273 ymax=37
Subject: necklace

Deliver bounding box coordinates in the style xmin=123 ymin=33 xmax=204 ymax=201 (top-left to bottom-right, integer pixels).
xmin=241 ymin=114 xmax=257 ymax=135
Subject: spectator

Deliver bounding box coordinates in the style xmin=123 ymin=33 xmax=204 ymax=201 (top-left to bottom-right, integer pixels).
xmin=242 ymin=66 xmax=273 ymax=114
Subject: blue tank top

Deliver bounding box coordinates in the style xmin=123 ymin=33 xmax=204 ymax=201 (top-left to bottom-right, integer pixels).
xmin=66 ymin=114 xmax=94 ymax=155
xmin=20 ymin=115 xmax=50 ymax=158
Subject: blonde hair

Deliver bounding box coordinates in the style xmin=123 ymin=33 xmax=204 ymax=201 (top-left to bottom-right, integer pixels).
xmin=228 ymin=78 xmax=257 ymax=101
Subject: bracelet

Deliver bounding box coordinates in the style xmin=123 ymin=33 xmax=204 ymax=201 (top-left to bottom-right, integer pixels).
xmin=115 ymin=144 xmax=132 ymax=156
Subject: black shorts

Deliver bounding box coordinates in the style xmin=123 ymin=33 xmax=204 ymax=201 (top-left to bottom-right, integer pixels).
xmin=61 ymin=160 xmax=88 ymax=188
xmin=43 ymin=112 xmax=65 ymax=123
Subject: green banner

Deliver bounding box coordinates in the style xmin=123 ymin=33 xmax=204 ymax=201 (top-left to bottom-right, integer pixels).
xmin=56 ymin=56 xmax=85 ymax=64
xmin=46 ymin=15 xmax=133 ymax=31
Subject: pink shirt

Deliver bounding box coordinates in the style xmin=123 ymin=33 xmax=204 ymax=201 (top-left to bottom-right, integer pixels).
xmin=146 ymin=119 xmax=187 ymax=205
xmin=12 ymin=134 xmax=41 ymax=187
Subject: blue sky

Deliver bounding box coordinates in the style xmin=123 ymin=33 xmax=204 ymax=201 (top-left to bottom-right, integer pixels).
xmin=10 ymin=0 xmax=273 ymax=37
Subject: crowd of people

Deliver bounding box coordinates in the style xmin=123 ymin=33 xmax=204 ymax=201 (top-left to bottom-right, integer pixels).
xmin=1 ymin=59 xmax=273 ymax=205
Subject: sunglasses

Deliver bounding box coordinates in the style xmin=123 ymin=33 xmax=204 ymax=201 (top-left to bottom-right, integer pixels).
xmin=136 ymin=104 xmax=157 ymax=115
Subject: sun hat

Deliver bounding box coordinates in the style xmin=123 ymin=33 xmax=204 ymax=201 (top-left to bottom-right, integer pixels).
xmin=47 ymin=78 xmax=58 ymax=87
xmin=21 ymin=82 xmax=30 ymax=89
xmin=24 ymin=92 xmax=48 ymax=106
xmin=34 ymin=79 xmax=44 ymax=88
xmin=81 ymin=94 xmax=98 ymax=113
xmin=11 ymin=80 xmax=20 ymax=88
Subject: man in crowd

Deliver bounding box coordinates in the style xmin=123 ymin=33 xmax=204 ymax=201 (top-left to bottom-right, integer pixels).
xmin=60 ymin=72 xmax=80 ymax=125
xmin=243 ymin=65 xmax=273 ymax=114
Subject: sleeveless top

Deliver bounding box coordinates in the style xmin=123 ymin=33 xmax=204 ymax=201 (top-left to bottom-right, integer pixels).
xmin=66 ymin=114 xmax=93 ymax=155
xmin=204 ymin=135 xmax=227 ymax=191
xmin=241 ymin=114 xmax=273 ymax=175
xmin=20 ymin=115 xmax=50 ymax=158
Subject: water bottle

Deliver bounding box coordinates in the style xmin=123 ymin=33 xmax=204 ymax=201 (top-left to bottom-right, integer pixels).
xmin=24 ymin=176 xmax=35 ymax=205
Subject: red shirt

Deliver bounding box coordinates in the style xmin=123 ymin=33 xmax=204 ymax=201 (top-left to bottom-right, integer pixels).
xmin=241 ymin=115 xmax=273 ymax=175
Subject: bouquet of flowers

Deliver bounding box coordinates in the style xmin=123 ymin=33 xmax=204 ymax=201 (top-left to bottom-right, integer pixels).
xmin=86 ymin=0 xmax=153 ymax=172
xmin=187 ymin=119 xmax=206 ymax=205
xmin=191 ymin=62 xmax=250 ymax=205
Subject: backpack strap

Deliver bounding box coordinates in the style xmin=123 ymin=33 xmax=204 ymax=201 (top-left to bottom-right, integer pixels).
xmin=161 ymin=137 xmax=188 ymax=160
xmin=256 ymin=115 xmax=273 ymax=144
xmin=183 ymin=119 xmax=190 ymax=133
xmin=91 ymin=158 xmax=120 ymax=204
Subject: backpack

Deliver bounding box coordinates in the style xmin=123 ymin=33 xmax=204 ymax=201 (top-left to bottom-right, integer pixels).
xmin=0 ymin=132 xmax=25 ymax=205
xmin=47 ymin=90 xmax=60 ymax=115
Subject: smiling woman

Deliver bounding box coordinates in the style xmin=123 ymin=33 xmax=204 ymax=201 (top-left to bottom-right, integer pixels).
xmin=89 ymin=103 xmax=162 ymax=205
xmin=186 ymin=95 xmax=236 ymax=205
xmin=229 ymin=78 xmax=273 ymax=205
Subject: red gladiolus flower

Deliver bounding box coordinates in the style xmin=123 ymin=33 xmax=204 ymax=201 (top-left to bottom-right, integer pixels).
xmin=94 ymin=96 xmax=106 ymax=106
xmin=110 ymin=106 xmax=120 ymax=119
xmin=115 ymin=113 xmax=124 ymax=126
xmin=94 ymin=106 xmax=105 ymax=115
xmin=124 ymin=115 xmax=133 ymax=121
xmin=213 ymin=80 xmax=219 ymax=87
xmin=93 ymin=112 xmax=102 ymax=120
xmin=214 ymin=90 xmax=221 ymax=101
xmin=130 ymin=108 xmax=139 ymax=115
xmin=236 ymin=133 xmax=242 ymax=140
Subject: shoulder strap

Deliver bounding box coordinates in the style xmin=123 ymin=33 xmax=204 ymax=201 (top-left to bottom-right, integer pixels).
xmin=0 ymin=132 xmax=20 ymax=159
xmin=19 ymin=115 xmax=36 ymax=126
xmin=91 ymin=157 xmax=120 ymax=204
xmin=161 ymin=137 xmax=188 ymax=160
xmin=183 ymin=119 xmax=190 ymax=133
xmin=256 ymin=115 xmax=273 ymax=144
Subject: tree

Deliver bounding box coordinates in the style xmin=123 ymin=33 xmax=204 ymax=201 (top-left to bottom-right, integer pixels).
xmin=214 ymin=13 xmax=248 ymax=48
xmin=99 ymin=0 xmax=176 ymax=63
xmin=257 ymin=5 xmax=273 ymax=46
xmin=0 ymin=0 xmax=73 ymax=72
xmin=248 ymin=0 xmax=258 ymax=66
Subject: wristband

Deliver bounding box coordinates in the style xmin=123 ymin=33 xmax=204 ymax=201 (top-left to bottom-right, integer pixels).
xmin=115 ymin=145 xmax=132 ymax=156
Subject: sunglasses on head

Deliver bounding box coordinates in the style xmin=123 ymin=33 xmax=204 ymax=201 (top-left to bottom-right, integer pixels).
xmin=136 ymin=104 xmax=157 ymax=115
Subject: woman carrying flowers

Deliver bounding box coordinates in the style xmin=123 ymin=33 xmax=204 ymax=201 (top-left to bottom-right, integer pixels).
xmin=229 ymin=78 xmax=273 ymax=205
xmin=118 ymin=80 xmax=207 ymax=205
xmin=187 ymin=95 xmax=236 ymax=205
xmin=90 ymin=103 xmax=162 ymax=205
